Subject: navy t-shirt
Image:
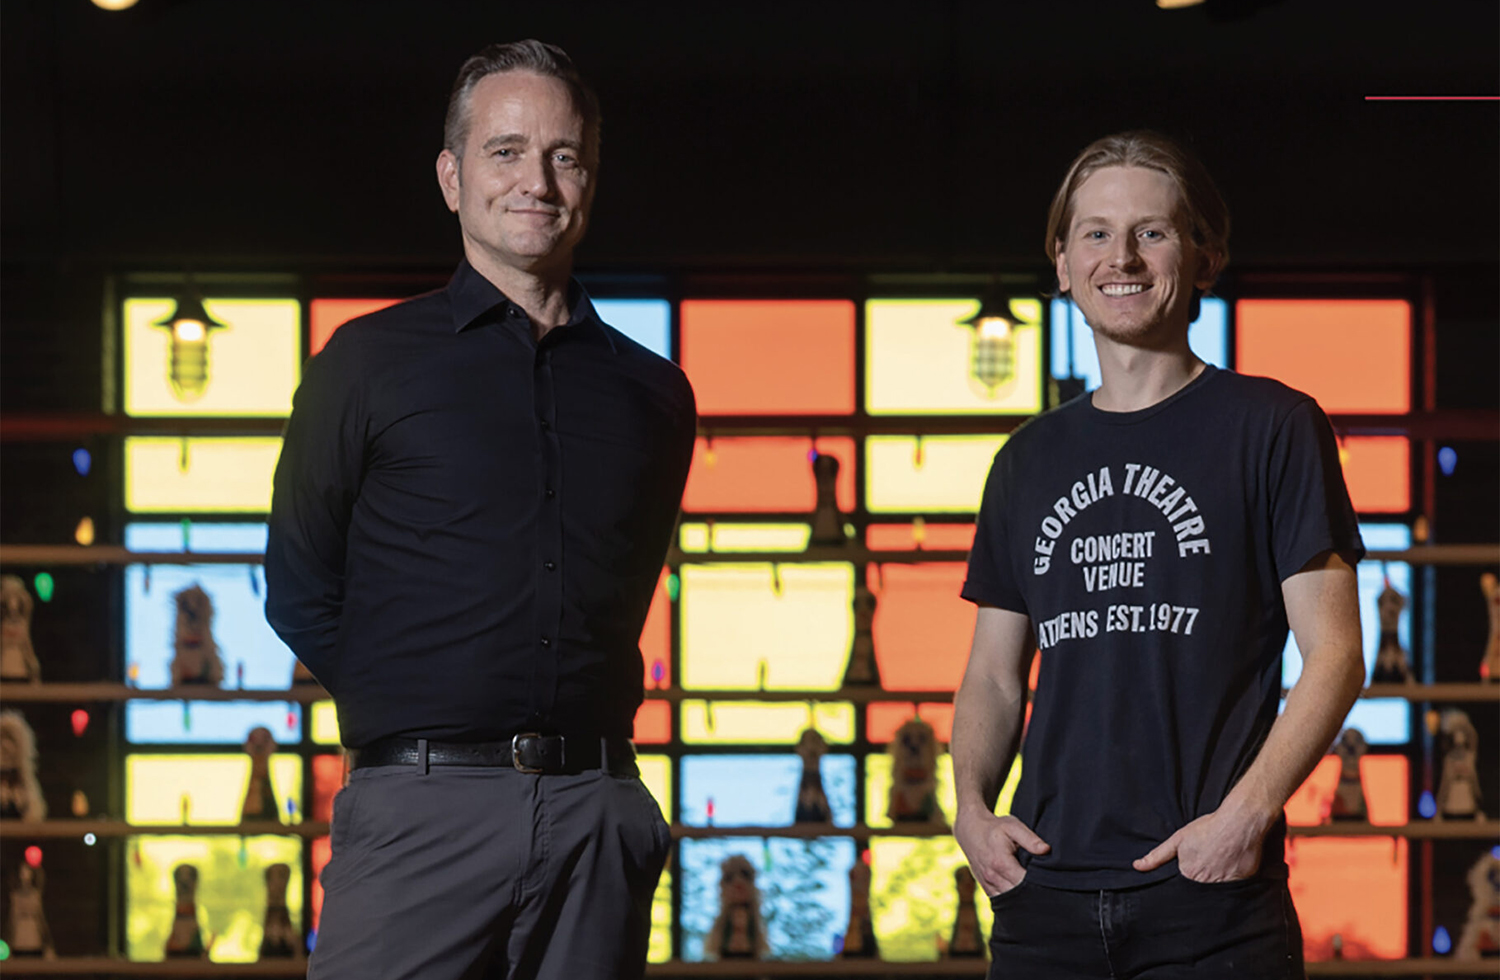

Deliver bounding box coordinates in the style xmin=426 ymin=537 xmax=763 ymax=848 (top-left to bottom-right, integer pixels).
xmin=962 ymin=365 xmax=1364 ymax=890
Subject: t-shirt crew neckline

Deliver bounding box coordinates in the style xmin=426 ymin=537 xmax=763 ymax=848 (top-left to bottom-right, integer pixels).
xmin=1084 ymin=363 xmax=1220 ymax=426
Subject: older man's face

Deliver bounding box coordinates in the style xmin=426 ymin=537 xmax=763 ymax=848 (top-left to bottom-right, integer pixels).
xmin=437 ymin=71 xmax=594 ymax=279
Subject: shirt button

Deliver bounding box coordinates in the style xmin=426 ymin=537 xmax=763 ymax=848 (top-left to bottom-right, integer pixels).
xmin=545 ymin=488 xmax=556 ymax=499
xmin=544 ymin=561 xmax=556 ymax=571
xmin=540 ymin=636 xmax=552 ymax=647
xmin=539 ymin=419 xmax=550 ymax=430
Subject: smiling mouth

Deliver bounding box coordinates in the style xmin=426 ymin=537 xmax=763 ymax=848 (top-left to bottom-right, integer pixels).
xmin=1100 ymin=284 xmax=1149 ymax=297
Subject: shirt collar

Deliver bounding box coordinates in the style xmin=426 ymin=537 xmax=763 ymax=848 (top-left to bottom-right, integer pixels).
xmin=446 ymin=258 xmax=616 ymax=352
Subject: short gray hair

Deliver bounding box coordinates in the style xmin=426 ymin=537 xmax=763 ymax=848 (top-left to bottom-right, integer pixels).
xmin=443 ymin=40 xmax=601 ymax=162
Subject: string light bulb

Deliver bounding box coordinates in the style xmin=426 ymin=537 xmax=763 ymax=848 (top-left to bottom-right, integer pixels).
xmin=959 ymin=289 xmax=1027 ymax=396
xmin=153 ymin=287 xmax=228 ymax=402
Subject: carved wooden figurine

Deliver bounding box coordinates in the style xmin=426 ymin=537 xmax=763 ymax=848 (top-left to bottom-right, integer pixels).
xmin=241 ymin=726 xmax=281 ymax=823
xmin=164 ymin=864 xmax=208 ymax=958
xmin=839 ymin=859 xmax=878 ymax=959
xmin=170 ymin=584 xmax=224 ymax=687
xmin=707 ymin=855 xmax=767 ymax=960
xmin=0 ymin=710 xmax=46 ymax=821
xmin=793 ymin=727 xmax=833 ymax=824
xmin=258 ymin=863 xmax=301 ymax=959
xmin=5 ymin=864 xmax=55 ymax=959
xmin=1 ymin=575 xmax=40 ymax=683
xmin=842 ymin=584 xmax=881 ymax=686
xmin=1456 ymin=848 xmax=1500 ymax=959
xmin=948 ymin=866 xmax=985 ymax=958
xmin=1436 ymin=709 xmax=1485 ymax=821
xmin=1327 ymin=728 xmax=1369 ymax=822
xmin=1482 ymin=573 xmax=1500 ymax=682
xmin=887 ymin=717 xmax=944 ymax=825
xmin=1370 ymin=580 xmax=1412 ymax=684
xmin=808 ymin=452 xmax=845 ymax=546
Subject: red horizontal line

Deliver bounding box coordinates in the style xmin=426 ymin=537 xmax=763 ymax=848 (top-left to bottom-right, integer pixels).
xmin=1365 ymin=95 xmax=1500 ymax=101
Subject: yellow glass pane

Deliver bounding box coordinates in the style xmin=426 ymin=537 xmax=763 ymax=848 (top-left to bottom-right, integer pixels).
xmin=866 ymin=298 xmax=1043 ymax=415
xmin=124 ymin=298 xmax=301 ymax=417
xmin=636 ymin=753 xmax=673 ymax=964
xmin=638 ymin=753 xmax=673 ymax=816
xmin=125 ymin=437 xmax=281 ymax=514
xmin=126 ymin=834 xmax=303 ymax=962
xmin=311 ymin=700 xmax=340 ymax=745
xmin=864 ymin=755 xmax=1019 ymax=828
xmin=680 ymin=563 xmax=854 ymax=690
xmin=127 ymin=754 xmax=303 ymax=825
xmin=869 ymin=836 xmax=994 ymax=961
xmin=679 ymin=522 xmax=812 ymax=553
xmin=865 ymin=435 xmax=1006 ymax=513
xmin=681 ymin=700 xmax=855 ymax=745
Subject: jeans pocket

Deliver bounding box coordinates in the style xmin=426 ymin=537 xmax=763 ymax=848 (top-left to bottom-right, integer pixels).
xmin=989 ymin=875 xmax=1033 ymax=909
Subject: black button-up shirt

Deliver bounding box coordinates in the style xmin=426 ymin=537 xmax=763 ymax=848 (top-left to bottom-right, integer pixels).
xmin=265 ymin=260 xmax=696 ymax=748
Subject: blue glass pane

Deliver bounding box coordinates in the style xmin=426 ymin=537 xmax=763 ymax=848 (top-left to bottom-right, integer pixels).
xmin=126 ymin=522 xmax=267 ymax=553
xmin=1283 ymin=522 xmax=1411 ymax=744
xmin=126 ymin=701 xmax=302 ymax=745
xmin=594 ymin=299 xmax=672 ymax=360
xmin=1049 ymin=296 xmax=1228 ymax=391
xmin=679 ymin=837 xmax=856 ymax=962
xmin=682 ymin=755 xmax=857 ymax=827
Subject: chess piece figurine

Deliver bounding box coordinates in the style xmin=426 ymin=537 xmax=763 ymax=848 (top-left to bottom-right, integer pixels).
xmin=1 ymin=575 xmax=40 ymax=683
xmin=839 ymin=860 xmax=878 ymax=959
xmin=1456 ymin=849 xmax=1500 ymax=959
xmin=258 ymin=863 xmax=302 ymax=959
xmin=1482 ymin=573 xmax=1500 ymax=683
xmin=808 ymin=452 xmax=845 ymax=546
xmin=1370 ymin=580 xmax=1412 ymax=684
xmin=887 ymin=717 xmax=945 ymax=825
xmin=948 ymin=866 xmax=985 ymax=958
xmin=241 ymin=726 xmax=281 ymax=823
xmin=842 ymin=584 xmax=881 ymax=686
xmin=0 ymin=710 xmax=46 ymax=821
xmin=170 ymin=584 xmax=224 ymax=686
xmin=5 ymin=864 xmax=55 ymax=959
xmin=1436 ymin=709 xmax=1485 ymax=820
xmin=164 ymin=864 xmax=208 ymax=958
xmin=706 ymin=855 xmax=767 ymax=960
xmin=1327 ymin=728 xmax=1369 ymax=822
xmin=793 ymin=728 xmax=833 ymax=823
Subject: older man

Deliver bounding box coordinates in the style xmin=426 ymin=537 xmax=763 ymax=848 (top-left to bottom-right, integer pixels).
xmin=266 ymin=40 xmax=695 ymax=980
xmin=953 ymin=131 xmax=1365 ymax=978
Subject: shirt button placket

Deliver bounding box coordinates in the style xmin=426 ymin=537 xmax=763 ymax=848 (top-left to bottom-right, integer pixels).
xmin=533 ymin=347 xmax=564 ymax=721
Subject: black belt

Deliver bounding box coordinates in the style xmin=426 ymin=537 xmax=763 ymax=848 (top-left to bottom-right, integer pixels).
xmin=350 ymin=734 xmax=637 ymax=776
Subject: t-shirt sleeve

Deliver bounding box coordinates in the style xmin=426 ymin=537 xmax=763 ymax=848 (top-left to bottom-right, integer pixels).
xmin=1267 ymin=398 xmax=1366 ymax=582
xmin=961 ymin=445 xmax=1029 ymax=615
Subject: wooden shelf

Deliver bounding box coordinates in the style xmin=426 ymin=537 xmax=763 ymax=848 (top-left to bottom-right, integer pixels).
xmin=0 ymin=960 xmax=308 ymax=977
xmin=0 ymin=683 xmax=330 ymax=704
xmin=0 ymin=820 xmax=329 ymax=839
xmin=1287 ymin=820 xmax=1500 ymax=840
xmin=1305 ymin=960 xmax=1500 ymax=977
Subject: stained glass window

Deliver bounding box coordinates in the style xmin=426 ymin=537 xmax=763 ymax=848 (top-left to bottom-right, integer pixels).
xmin=124 ymin=298 xmax=300 ymax=417
xmin=126 ymin=755 xmax=303 ymax=825
xmin=683 ymin=437 xmax=855 ymax=513
xmin=869 ymin=837 xmax=995 ymax=961
xmin=1341 ymin=436 xmax=1411 ymax=514
xmin=868 ymin=563 xmax=973 ymax=691
xmin=867 ymin=703 xmax=954 ymax=743
xmin=125 ymin=437 xmax=281 ymax=514
xmin=594 ymin=298 xmax=672 ymax=360
xmin=1236 ymin=299 xmax=1411 ymax=413
xmin=866 ymin=298 xmax=1042 ymax=414
xmin=681 ymin=755 xmax=857 ymax=826
xmin=866 ymin=522 xmax=976 ymax=552
xmin=1049 ymin=296 xmax=1228 ymax=392
xmin=865 ymin=435 xmax=1005 ymax=513
xmin=681 ymin=701 xmax=855 ymax=745
xmin=309 ymin=298 xmax=399 ymax=355
xmin=683 ymin=300 xmax=855 ymax=414
xmin=680 ymin=523 xmax=812 ymax=553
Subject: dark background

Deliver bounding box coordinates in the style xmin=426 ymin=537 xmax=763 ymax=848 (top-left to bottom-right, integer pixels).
xmin=0 ymin=0 xmax=1496 ymax=962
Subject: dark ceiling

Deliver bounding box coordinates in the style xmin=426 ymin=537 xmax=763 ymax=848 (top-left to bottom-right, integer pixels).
xmin=2 ymin=0 xmax=1497 ymax=273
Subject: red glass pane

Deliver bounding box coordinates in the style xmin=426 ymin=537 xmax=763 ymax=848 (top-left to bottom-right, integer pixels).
xmin=1286 ymin=755 xmax=1408 ymax=826
xmin=1236 ymin=300 xmax=1410 ymax=413
xmin=681 ymin=300 xmax=856 ymax=414
xmin=682 ymin=436 xmax=855 ymax=512
xmin=1289 ymin=837 xmax=1407 ymax=960
xmin=866 ymin=523 xmax=977 ymax=552
xmin=309 ymin=298 xmax=399 ymax=355
xmin=641 ymin=569 xmax=671 ymax=689
xmin=1340 ymin=436 xmax=1409 ymax=513
xmin=634 ymin=700 xmax=672 ymax=744
xmin=310 ymin=754 xmax=344 ymax=823
xmin=869 ymin=563 xmax=974 ymax=691
xmin=867 ymin=702 xmax=954 ymax=743
xmin=311 ymin=835 xmax=331 ymax=933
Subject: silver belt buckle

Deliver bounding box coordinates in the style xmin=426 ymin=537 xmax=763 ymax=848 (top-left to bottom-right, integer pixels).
xmin=511 ymin=732 xmax=546 ymax=774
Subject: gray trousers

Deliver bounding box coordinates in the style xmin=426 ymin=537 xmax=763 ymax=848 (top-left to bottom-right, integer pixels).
xmin=310 ymin=762 xmax=671 ymax=980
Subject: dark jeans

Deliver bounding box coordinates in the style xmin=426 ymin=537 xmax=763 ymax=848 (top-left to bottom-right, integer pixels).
xmin=988 ymin=874 xmax=1305 ymax=979
xmin=310 ymin=763 xmax=671 ymax=980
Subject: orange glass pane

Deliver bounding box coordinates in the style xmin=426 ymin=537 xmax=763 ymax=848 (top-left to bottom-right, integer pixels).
xmin=309 ymin=298 xmax=399 ymax=355
xmin=1340 ymin=436 xmax=1409 ymax=513
xmin=1288 ymin=837 xmax=1407 ymax=960
xmin=634 ymin=700 xmax=672 ymax=744
xmin=866 ymin=523 xmax=976 ymax=552
xmin=312 ymin=835 xmax=330 ymax=934
xmin=867 ymin=702 xmax=954 ymax=743
xmin=1235 ymin=300 xmax=1410 ymax=413
xmin=1285 ymin=755 xmax=1408 ymax=826
xmin=868 ymin=563 xmax=974 ymax=691
xmin=310 ymin=754 xmax=345 ymax=823
xmin=682 ymin=436 xmax=855 ymax=512
xmin=681 ymin=300 xmax=855 ymax=414
xmin=641 ymin=569 xmax=671 ymax=688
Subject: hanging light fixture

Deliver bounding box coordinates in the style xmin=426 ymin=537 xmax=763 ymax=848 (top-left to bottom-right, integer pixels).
xmin=959 ymin=288 xmax=1027 ymax=395
xmin=153 ymin=283 xmax=228 ymax=402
